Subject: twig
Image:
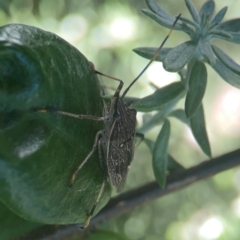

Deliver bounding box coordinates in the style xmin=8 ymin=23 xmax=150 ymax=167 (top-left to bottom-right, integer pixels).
xmin=14 ymin=149 xmax=240 ymax=240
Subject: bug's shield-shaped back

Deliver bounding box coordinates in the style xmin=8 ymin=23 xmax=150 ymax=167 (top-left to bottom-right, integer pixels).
xmin=107 ymin=99 xmax=137 ymax=192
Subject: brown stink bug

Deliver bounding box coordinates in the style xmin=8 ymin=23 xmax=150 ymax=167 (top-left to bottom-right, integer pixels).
xmin=37 ymin=14 xmax=181 ymax=229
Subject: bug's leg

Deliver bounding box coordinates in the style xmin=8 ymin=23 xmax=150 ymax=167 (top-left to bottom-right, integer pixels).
xmin=93 ymin=70 xmax=124 ymax=98
xmin=33 ymin=108 xmax=104 ymax=121
xmin=81 ymin=139 xmax=107 ymax=229
xmin=135 ymin=132 xmax=144 ymax=148
xmin=69 ymin=130 xmax=103 ymax=188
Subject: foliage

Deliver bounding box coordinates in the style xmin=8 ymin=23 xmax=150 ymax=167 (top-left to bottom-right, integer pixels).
xmin=0 ymin=0 xmax=240 ymax=239
xmin=0 ymin=24 xmax=110 ymax=228
xmin=134 ymin=0 xmax=240 ymax=186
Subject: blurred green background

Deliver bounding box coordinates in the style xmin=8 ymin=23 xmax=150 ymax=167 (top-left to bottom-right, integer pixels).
xmin=1 ymin=0 xmax=240 ymax=239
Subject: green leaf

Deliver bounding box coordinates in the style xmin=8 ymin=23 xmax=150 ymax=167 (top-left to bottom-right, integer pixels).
xmin=212 ymin=45 xmax=240 ymax=75
xmin=181 ymin=58 xmax=195 ymax=88
xmin=138 ymin=100 xmax=178 ymax=133
xmin=141 ymin=9 xmax=194 ymax=35
xmin=216 ymin=19 xmax=240 ymax=32
xmin=163 ymin=41 xmax=197 ymax=72
xmin=212 ymin=59 xmax=240 ymax=88
xmin=0 ymin=24 xmax=111 ymax=224
xmin=144 ymin=138 xmax=155 ymax=153
xmin=168 ymin=109 xmax=190 ymax=125
xmin=185 ymin=61 xmax=207 ymax=118
xmin=190 ymin=104 xmax=212 ymax=158
xmin=0 ymin=0 xmax=12 ymax=16
xmin=144 ymin=140 xmax=184 ymax=173
xmin=209 ymin=29 xmax=232 ymax=41
xmin=133 ymin=82 xmax=185 ymax=112
xmin=199 ymin=39 xmax=216 ymax=65
xmin=210 ymin=6 xmax=228 ymax=26
xmin=146 ymin=0 xmax=175 ymax=22
xmin=167 ymin=155 xmax=185 ymax=173
xmin=199 ymin=0 xmax=215 ymax=19
xmin=0 ymin=202 xmax=41 ymax=240
xmin=153 ymin=119 xmax=170 ymax=188
xmin=185 ymin=0 xmax=200 ymax=23
xmin=133 ymin=47 xmax=171 ymax=62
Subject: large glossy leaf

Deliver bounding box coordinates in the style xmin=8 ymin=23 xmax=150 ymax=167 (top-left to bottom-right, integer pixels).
xmin=153 ymin=119 xmax=170 ymax=188
xmin=190 ymin=104 xmax=212 ymax=158
xmin=163 ymin=41 xmax=197 ymax=72
xmin=133 ymin=82 xmax=185 ymax=112
xmin=0 ymin=24 xmax=111 ymax=224
xmin=185 ymin=61 xmax=207 ymax=118
xmin=0 ymin=202 xmax=41 ymax=240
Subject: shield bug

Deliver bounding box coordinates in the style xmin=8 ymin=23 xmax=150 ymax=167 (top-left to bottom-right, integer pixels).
xmin=37 ymin=14 xmax=181 ymax=229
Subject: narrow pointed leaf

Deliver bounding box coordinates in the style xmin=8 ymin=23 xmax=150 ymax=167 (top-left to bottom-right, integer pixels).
xmin=169 ymin=109 xmax=190 ymax=125
xmin=179 ymin=16 xmax=200 ymax=29
xmin=167 ymin=155 xmax=185 ymax=173
xmin=163 ymin=40 xmax=197 ymax=72
xmin=185 ymin=61 xmax=207 ymax=118
xmin=212 ymin=31 xmax=240 ymax=44
xmin=216 ymin=19 xmax=240 ymax=32
xmin=153 ymin=119 xmax=170 ymax=188
xmin=146 ymin=0 xmax=175 ymax=22
xmin=144 ymin=138 xmax=155 ymax=152
xmin=86 ymin=230 xmax=131 ymax=240
xmin=199 ymin=39 xmax=216 ymax=65
xmin=200 ymin=13 xmax=208 ymax=28
xmin=133 ymin=82 xmax=185 ymax=112
xmin=138 ymin=99 xmax=179 ymax=133
xmin=0 ymin=24 xmax=110 ymax=224
xmin=133 ymin=47 xmax=171 ymax=62
xmin=141 ymin=9 xmax=194 ymax=34
xmin=185 ymin=0 xmax=200 ymax=23
xmin=210 ymin=6 xmax=228 ymax=26
xmin=212 ymin=45 xmax=240 ymax=75
xmin=226 ymin=32 xmax=240 ymax=44
xmin=209 ymin=29 xmax=232 ymax=41
xmin=199 ymin=0 xmax=215 ymax=19
xmin=212 ymin=59 xmax=240 ymax=88
xmin=190 ymin=104 xmax=212 ymax=158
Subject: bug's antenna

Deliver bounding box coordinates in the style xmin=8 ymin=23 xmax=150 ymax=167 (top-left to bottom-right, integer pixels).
xmin=121 ymin=13 xmax=181 ymax=99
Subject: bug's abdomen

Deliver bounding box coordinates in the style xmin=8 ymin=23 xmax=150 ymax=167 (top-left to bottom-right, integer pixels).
xmin=107 ymin=102 xmax=137 ymax=189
